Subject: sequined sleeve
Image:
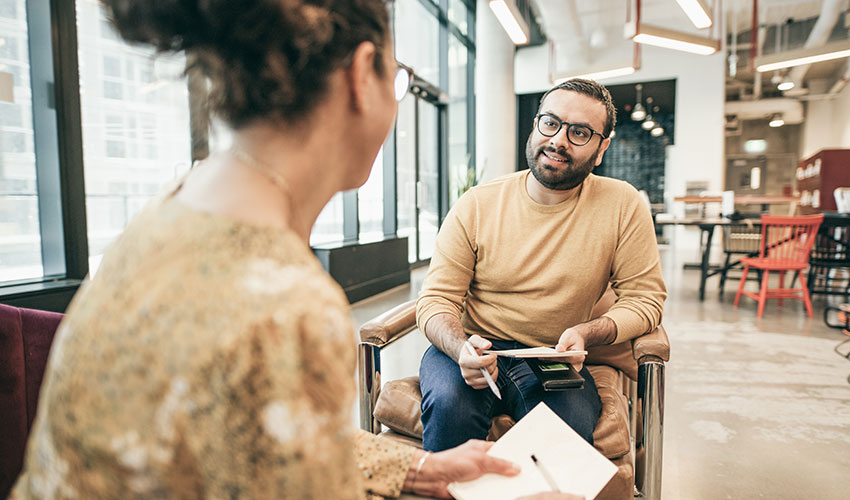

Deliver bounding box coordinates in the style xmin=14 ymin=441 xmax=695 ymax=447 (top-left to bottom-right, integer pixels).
xmin=355 ymin=430 xmax=416 ymax=498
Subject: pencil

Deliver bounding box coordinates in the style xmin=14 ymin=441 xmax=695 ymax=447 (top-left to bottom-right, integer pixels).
xmin=464 ymin=341 xmax=501 ymax=400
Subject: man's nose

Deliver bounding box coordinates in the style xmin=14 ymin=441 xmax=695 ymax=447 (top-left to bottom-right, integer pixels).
xmin=548 ymin=127 xmax=572 ymax=151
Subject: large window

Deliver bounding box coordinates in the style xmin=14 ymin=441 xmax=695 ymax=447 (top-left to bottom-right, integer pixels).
xmin=395 ymin=0 xmax=440 ymax=89
xmin=358 ymin=149 xmax=384 ymax=242
xmin=448 ymin=32 xmax=470 ymax=206
xmin=0 ymin=0 xmax=476 ymax=300
xmin=0 ymin=0 xmax=39 ymax=282
xmin=76 ymin=0 xmax=191 ymax=260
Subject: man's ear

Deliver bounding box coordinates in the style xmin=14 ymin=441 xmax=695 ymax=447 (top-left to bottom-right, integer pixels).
xmin=347 ymin=41 xmax=378 ymax=113
xmin=594 ymin=137 xmax=611 ymax=166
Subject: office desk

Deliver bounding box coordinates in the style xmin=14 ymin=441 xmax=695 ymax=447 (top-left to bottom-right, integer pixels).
xmin=655 ymin=218 xmax=760 ymax=300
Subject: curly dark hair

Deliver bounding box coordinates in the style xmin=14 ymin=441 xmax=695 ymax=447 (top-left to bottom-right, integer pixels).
xmin=539 ymin=78 xmax=617 ymax=138
xmin=102 ymin=0 xmax=391 ymax=128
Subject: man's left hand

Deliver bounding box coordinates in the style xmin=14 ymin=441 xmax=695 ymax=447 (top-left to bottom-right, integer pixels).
xmin=553 ymin=327 xmax=587 ymax=371
xmin=553 ymin=317 xmax=617 ymax=371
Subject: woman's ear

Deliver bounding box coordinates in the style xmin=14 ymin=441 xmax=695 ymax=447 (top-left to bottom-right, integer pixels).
xmin=347 ymin=41 xmax=378 ymax=113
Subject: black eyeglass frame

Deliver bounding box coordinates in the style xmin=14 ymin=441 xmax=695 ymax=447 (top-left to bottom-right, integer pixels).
xmin=535 ymin=113 xmax=608 ymax=147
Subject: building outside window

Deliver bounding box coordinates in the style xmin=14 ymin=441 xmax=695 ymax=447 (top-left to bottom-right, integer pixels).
xmin=0 ymin=0 xmax=41 ymax=282
xmin=76 ymin=0 xmax=191 ymax=263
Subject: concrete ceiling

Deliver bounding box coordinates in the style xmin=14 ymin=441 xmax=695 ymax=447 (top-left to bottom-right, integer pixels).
xmin=531 ymin=0 xmax=849 ymax=99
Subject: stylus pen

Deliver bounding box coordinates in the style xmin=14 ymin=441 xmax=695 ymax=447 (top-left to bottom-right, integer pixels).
xmin=463 ymin=341 xmax=501 ymax=400
xmin=531 ymin=454 xmax=560 ymax=493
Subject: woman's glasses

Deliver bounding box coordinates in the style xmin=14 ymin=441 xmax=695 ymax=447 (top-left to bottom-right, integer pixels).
xmin=394 ymin=63 xmax=413 ymax=101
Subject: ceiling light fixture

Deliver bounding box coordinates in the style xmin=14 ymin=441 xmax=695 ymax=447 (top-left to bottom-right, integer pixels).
xmin=651 ymin=126 xmax=665 ymax=137
xmin=755 ymin=39 xmax=850 ymax=72
xmin=768 ymin=114 xmax=785 ymax=127
xmin=488 ymin=0 xmax=529 ymax=46
xmin=565 ymin=66 xmax=636 ymax=82
xmin=674 ymin=0 xmax=713 ymax=29
xmin=642 ymin=99 xmax=656 ymax=129
xmin=631 ymin=84 xmax=646 ymax=121
xmin=777 ymin=79 xmax=795 ymax=91
xmin=629 ymin=23 xmax=720 ymax=55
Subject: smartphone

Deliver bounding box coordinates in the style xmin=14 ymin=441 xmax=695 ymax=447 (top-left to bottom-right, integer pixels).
xmin=526 ymin=358 xmax=584 ymax=390
xmin=537 ymin=362 xmax=572 ymax=372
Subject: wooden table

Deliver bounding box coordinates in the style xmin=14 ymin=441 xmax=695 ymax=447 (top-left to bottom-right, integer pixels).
xmin=655 ymin=218 xmax=761 ymax=300
xmin=673 ymin=195 xmax=799 ymax=204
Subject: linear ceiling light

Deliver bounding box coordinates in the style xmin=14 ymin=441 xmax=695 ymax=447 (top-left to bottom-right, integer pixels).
xmin=675 ymin=0 xmax=713 ymax=29
xmin=755 ymin=39 xmax=850 ymax=72
xmin=554 ymin=65 xmax=636 ymax=84
xmin=488 ymin=0 xmax=529 ymax=45
xmin=631 ymin=24 xmax=720 ymax=55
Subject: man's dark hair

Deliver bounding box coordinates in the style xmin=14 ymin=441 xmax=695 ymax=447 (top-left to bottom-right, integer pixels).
xmin=539 ymin=78 xmax=617 ymax=138
xmin=103 ymin=0 xmax=390 ymax=128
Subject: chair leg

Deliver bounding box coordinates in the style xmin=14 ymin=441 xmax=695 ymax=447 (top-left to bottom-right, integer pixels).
xmin=801 ymin=272 xmax=814 ymax=318
xmin=719 ymin=252 xmax=732 ymax=298
xmin=734 ymin=265 xmax=749 ymax=307
xmin=757 ymin=270 xmax=770 ymax=318
xmin=778 ymin=271 xmax=785 ymax=307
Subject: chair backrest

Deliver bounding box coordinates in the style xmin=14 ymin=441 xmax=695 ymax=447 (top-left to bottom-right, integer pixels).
xmin=0 ymin=304 xmax=63 ymax=498
xmin=722 ymin=223 xmax=762 ymax=254
xmin=757 ymin=214 xmax=824 ymax=263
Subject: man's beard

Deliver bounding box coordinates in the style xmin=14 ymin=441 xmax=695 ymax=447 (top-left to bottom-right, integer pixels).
xmin=525 ymin=134 xmax=599 ymax=191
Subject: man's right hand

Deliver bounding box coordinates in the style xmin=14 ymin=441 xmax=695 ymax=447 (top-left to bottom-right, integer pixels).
xmin=458 ymin=335 xmax=498 ymax=389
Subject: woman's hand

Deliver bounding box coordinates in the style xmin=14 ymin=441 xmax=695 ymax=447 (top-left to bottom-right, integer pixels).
xmin=516 ymin=493 xmax=584 ymax=500
xmin=403 ymin=440 xmax=520 ymax=498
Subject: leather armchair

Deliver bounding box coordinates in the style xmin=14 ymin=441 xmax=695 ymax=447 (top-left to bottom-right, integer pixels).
xmin=357 ymin=291 xmax=669 ymax=500
xmin=0 ymin=304 xmax=63 ymax=498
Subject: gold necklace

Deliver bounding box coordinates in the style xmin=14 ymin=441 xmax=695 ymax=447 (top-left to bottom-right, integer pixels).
xmin=231 ymin=147 xmax=299 ymax=225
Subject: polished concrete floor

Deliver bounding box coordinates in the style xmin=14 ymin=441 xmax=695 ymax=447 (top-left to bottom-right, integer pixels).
xmin=350 ymin=247 xmax=850 ymax=500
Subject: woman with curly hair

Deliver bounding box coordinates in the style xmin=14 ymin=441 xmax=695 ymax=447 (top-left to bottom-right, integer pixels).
xmin=9 ymin=1 xmax=579 ymax=499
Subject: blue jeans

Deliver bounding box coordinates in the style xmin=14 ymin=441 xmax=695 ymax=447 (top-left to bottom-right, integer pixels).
xmin=419 ymin=339 xmax=603 ymax=452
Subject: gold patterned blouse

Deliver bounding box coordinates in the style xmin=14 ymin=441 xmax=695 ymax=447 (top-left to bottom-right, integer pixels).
xmin=10 ymin=192 xmax=415 ymax=499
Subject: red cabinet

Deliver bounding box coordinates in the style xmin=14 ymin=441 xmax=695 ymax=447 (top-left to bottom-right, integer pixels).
xmin=796 ymin=149 xmax=850 ymax=214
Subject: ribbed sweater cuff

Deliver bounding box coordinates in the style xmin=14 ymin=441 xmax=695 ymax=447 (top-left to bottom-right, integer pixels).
xmin=602 ymin=308 xmax=647 ymax=344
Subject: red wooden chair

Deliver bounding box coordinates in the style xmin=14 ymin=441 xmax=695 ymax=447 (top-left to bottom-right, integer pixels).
xmin=734 ymin=214 xmax=824 ymax=318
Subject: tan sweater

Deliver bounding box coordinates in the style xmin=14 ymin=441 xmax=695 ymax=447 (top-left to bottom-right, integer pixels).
xmin=417 ymin=171 xmax=666 ymax=346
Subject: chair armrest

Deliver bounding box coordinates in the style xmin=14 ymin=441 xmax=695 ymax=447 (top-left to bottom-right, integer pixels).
xmin=633 ymin=325 xmax=670 ymax=362
xmin=359 ymin=300 xmax=417 ymax=347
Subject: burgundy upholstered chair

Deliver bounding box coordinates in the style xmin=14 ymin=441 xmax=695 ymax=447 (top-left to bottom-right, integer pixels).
xmin=0 ymin=303 xmax=63 ymax=498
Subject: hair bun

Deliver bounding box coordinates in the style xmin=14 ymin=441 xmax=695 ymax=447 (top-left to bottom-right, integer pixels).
xmin=102 ymin=0 xmax=209 ymax=51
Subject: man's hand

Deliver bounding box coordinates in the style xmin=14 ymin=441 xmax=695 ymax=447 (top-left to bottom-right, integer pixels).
xmin=555 ymin=317 xmax=617 ymax=372
xmin=458 ymin=335 xmax=498 ymax=389
xmin=554 ymin=327 xmax=588 ymax=371
xmin=405 ymin=440 xmax=520 ymax=498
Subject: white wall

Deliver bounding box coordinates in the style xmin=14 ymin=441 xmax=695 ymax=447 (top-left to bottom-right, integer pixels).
xmin=515 ymin=44 xmax=726 ymax=249
xmin=474 ymin=0 xmax=516 ymax=182
xmin=801 ymin=83 xmax=850 ymax=159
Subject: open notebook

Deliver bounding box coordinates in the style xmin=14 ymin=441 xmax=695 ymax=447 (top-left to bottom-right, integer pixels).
xmin=484 ymin=346 xmax=587 ymax=358
xmin=447 ymin=403 xmax=617 ymax=500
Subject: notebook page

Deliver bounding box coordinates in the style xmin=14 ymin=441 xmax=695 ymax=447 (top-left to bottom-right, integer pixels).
xmin=447 ymin=403 xmax=617 ymax=500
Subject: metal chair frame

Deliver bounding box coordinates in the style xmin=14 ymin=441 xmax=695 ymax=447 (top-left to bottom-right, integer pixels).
xmin=357 ymin=301 xmax=668 ymax=500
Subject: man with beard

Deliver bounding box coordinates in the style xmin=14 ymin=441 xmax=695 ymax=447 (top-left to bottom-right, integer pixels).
xmin=415 ymin=78 xmax=666 ymax=452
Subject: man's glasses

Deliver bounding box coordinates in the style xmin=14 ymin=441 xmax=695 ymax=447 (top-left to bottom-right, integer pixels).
xmin=535 ymin=113 xmax=606 ymax=147
xmin=395 ymin=63 xmax=413 ymax=102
